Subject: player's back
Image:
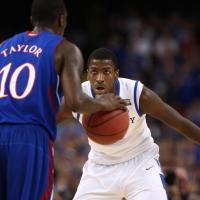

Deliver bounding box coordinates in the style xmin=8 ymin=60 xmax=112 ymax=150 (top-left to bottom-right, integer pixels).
xmin=0 ymin=31 xmax=64 ymax=140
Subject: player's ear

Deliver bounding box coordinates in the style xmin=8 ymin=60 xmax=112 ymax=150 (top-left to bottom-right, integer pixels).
xmin=30 ymin=16 xmax=33 ymax=26
xmin=86 ymin=69 xmax=89 ymax=80
xmin=60 ymin=15 xmax=65 ymax=26
xmin=59 ymin=14 xmax=65 ymax=27
xmin=57 ymin=14 xmax=66 ymax=31
xmin=115 ymin=69 xmax=119 ymax=79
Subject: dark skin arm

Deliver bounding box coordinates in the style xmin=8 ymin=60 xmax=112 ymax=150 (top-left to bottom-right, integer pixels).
xmin=140 ymin=86 xmax=200 ymax=143
xmin=54 ymin=40 xmax=127 ymax=114
xmin=56 ymin=102 xmax=73 ymax=124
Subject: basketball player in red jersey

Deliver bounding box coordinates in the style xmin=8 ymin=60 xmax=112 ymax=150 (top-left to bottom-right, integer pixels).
xmin=68 ymin=48 xmax=200 ymax=200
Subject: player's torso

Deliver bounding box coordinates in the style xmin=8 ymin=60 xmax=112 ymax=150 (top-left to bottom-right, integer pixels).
xmin=0 ymin=31 xmax=63 ymax=140
xmin=77 ymin=78 xmax=156 ymax=164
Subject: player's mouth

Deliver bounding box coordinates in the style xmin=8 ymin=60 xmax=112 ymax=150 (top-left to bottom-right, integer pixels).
xmin=95 ymin=86 xmax=106 ymax=94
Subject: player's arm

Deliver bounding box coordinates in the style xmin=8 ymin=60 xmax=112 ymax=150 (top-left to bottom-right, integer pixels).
xmin=55 ymin=40 xmax=127 ymax=114
xmin=56 ymin=99 xmax=73 ymax=124
xmin=56 ymin=97 xmax=80 ymax=124
xmin=140 ymin=86 xmax=200 ymax=143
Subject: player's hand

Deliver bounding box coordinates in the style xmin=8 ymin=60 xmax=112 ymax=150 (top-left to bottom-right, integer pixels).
xmin=96 ymin=93 xmax=128 ymax=111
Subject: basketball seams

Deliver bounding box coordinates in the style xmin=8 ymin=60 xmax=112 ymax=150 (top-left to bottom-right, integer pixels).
xmin=82 ymin=109 xmax=130 ymax=144
xmin=86 ymin=112 xmax=123 ymax=127
xmin=84 ymin=126 xmax=129 ymax=136
xmin=85 ymin=111 xmax=128 ymax=128
xmin=87 ymin=112 xmax=95 ymax=127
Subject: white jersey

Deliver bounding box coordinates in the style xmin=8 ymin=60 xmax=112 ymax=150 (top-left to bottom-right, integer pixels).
xmin=74 ymin=78 xmax=159 ymax=165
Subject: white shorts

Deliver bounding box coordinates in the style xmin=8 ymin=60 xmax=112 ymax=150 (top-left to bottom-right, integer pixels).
xmin=73 ymin=147 xmax=168 ymax=200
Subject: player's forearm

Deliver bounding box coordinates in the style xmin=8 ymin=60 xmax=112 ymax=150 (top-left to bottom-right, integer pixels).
xmin=68 ymin=92 xmax=103 ymax=114
xmin=153 ymin=104 xmax=200 ymax=143
xmin=161 ymin=111 xmax=200 ymax=144
xmin=177 ymin=118 xmax=200 ymax=144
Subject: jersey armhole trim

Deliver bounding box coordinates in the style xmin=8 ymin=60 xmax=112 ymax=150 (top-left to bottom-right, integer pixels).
xmin=77 ymin=113 xmax=80 ymax=121
xmin=134 ymin=80 xmax=143 ymax=117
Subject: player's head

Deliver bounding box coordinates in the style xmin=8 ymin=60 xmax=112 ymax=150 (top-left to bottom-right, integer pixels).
xmin=87 ymin=48 xmax=119 ymax=95
xmin=31 ymin=0 xmax=67 ymax=35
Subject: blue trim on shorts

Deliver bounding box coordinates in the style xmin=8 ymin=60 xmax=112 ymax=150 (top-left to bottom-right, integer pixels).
xmin=160 ymin=174 xmax=166 ymax=190
xmin=159 ymin=174 xmax=169 ymax=199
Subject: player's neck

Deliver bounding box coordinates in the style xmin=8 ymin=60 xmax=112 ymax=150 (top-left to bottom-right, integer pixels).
xmin=32 ymin=26 xmax=55 ymax=34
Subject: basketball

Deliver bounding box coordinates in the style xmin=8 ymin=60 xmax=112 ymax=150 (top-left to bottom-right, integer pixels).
xmin=82 ymin=109 xmax=129 ymax=145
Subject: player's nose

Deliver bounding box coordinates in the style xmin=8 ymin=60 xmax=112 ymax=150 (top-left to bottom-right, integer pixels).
xmin=96 ymin=73 xmax=104 ymax=82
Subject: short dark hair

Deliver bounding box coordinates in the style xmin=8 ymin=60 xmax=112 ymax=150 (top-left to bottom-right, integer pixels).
xmin=87 ymin=48 xmax=119 ymax=69
xmin=31 ymin=0 xmax=66 ymax=25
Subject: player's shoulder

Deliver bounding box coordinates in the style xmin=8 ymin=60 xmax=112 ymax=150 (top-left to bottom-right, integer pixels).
xmin=0 ymin=32 xmax=25 ymax=47
xmin=11 ymin=32 xmax=27 ymax=40
xmin=82 ymin=80 xmax=90 ymax=87
xmin=81 ymin=81 xmax=93 ymax=96
xmin=57 ymin=38 xmax=78 ymax=50
xmin=56 ymin=39 xmax=82 ymax=59
xmin=118 ymin=78 xmax=144 ymax=99
xmin=118 ymin=77 xmax=138 ymax=88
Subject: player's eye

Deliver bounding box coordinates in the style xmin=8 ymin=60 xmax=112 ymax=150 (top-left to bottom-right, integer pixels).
xmin=104 ymin=70 xmax=111 ymax=75
xmin=89 ymin=70 xmax=98 ymax=75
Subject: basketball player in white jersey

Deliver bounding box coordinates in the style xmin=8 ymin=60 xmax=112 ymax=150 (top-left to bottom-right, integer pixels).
xmin=58 ymin=48 xmax=200 ymax=200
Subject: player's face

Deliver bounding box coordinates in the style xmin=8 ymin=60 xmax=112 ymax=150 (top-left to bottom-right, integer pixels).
xmin=87 ymin=59 xmax=119 ymax=95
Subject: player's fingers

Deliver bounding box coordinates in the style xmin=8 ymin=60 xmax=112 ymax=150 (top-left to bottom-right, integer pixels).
xmin=118 ymin=98 xmax=128 ymax=106
xmin=116 ymin=96 xmax=127 ymax=103
xmin=114 ymin=101 xmax=127 ymax=111
xmin=119 ymin=99 xmax=128 ymax=110
xmin=117 ymin=105 xmax=127 ymax=111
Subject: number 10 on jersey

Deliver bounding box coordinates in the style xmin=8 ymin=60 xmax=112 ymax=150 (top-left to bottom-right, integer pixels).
xmin=0 ymin=63 xmax=36 ymax=99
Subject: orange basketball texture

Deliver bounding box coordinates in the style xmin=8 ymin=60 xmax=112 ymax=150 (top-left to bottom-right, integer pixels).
xmin=82 ymin=109 xmax=129 ymax=145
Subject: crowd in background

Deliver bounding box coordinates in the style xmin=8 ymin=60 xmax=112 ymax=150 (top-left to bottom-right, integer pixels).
xmin=53 ymin=10 xmax=200 ymax=200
